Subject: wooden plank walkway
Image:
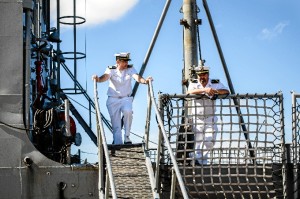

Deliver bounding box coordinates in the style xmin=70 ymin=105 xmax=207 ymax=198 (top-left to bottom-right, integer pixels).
xmin=107 ymin=143 xmax=153 ymax=199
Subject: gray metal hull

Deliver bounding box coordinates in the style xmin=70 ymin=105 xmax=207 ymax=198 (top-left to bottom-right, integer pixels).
xmin=0 ymin=1 xmax=98 ymax=198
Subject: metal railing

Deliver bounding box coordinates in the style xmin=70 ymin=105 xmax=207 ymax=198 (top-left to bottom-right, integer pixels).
xmin=94 ymin=80 xmax=117 ymax=199
xmin=145 ymin=81 xmax=189 ymax=199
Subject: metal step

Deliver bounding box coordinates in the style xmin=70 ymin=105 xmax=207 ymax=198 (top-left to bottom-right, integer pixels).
xmin=108 ymin=143 xmax=153 ymax=198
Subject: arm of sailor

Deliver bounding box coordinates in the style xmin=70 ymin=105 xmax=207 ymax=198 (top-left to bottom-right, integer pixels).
xmin=187 ymin=87 xmax=216 ymax=96
xmin=92 ymin=73 xmax=110 ymax=82
xmin=132 ymin=74 xmax=153 ymax=84
xmin=213 ymin=81 xmax=229 ymax=95
xmin=187 ymin=81 xmax=229 ymax=96
xmin=216 ymin=89 xmax=229 ymax=95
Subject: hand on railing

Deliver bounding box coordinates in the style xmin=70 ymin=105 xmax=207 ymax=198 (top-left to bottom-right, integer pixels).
xmin=92 ymin=75 xmax=98 ymax=82
xmin=144 ymin=76 xmax=153 ymax=84
xmin=93 ymin=78 xmax=98 ymax=99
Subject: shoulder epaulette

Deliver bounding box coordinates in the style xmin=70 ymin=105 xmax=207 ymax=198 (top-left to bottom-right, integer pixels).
xmin=127 ymin=64 xmax=133 ymax=68
xmin=211 ymin=79 xmax=220 ymax=84
xmin=108 ymin=65 xmax=117 ymax=69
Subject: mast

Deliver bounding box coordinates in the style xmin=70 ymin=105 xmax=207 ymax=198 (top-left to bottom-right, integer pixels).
xmin=182 ymin=0 xmax=199 ymax=93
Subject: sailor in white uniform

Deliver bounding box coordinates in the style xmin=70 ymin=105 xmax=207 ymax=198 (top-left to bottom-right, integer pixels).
xmin=187 ymin=65 xmax=229 ymax=164
xmin=92 ymin=52 xmax=153 ymax=144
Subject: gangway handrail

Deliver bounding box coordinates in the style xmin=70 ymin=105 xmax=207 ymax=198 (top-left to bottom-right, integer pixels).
xmin=147 ymin=81 xmax=189 ymax=199
xmin=94 ymin=80 xmax=117 ymax=199
xmin=144 ymin=82 xmax=160 ymax=199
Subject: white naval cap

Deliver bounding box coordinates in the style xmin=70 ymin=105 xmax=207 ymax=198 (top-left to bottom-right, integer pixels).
xmin=195 ymin=65 xmax=210 ymax=74
xmin=114 ymin=52 xmax=131 ymax=61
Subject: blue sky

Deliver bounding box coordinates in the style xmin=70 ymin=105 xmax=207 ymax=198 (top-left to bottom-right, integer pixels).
xmin=51 ymin=0 xmax=300 ymax=163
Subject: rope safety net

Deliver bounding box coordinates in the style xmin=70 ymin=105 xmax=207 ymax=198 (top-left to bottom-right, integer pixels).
xmin=158 ymin=93 xmax=285 ymax=199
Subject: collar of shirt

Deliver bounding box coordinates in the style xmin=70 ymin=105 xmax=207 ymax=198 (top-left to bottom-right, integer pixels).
xmin=197 ymin=78 xmax=212 ymax=88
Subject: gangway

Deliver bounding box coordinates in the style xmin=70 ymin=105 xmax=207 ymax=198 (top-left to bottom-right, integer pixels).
xmin=93 ymin=77 xmax=287 ymax=199
xmin=93 ymin=80 xmax=189 ymax=199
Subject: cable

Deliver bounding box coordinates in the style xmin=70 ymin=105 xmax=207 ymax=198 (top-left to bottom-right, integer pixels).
xmin=67 ymin=95 xmax=96 ymax=114
xmin=33 ymin=108 xmax=54 ymax=131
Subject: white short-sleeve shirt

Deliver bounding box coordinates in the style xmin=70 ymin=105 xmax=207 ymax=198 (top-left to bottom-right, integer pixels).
xmin=188 ymin=79 xmax=228 ymax=116
xmin=104 ymin=65 xmax=138 ymax=97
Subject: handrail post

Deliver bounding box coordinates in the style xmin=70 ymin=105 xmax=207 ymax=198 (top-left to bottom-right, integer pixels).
xmin=149 ymin=81 xmax=189 ymax=199
xmin=96 ymin=113 xmax=104 ymax=199
xmin=155 ymin=96 xmax=163 ymax=194
xmin=170 ymin=168 xmax=177 ymax=199
xmin=144 ymin=83 xmax=160 ymax=198
xmin=145 ymin=84 xmax=152 ymax=151
xmin=105 ymin=171 xmax=110 ymax=199
xmin=93 ymin=80 xmax=117 ymax=199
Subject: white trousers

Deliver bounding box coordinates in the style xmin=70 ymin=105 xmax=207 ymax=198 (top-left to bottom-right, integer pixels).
xmin=190 ymin=116 xmax=218 ymax=164
xmin=106 ymin=96 xmax=133 ymax=144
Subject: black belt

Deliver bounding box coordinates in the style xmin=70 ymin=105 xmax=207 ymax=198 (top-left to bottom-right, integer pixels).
xmin=196 ymin=116 xmax=213 ymax=120
xmin=109 ymin=96 xmax=130 ymax=99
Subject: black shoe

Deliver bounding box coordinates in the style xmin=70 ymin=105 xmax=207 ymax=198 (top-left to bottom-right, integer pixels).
xmin=124 ymin=136 xmax=132 ymax=144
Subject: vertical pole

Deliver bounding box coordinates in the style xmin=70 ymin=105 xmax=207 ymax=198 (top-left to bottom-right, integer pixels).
xmin=279 ymin=92 xmax=287 ymax=198
xmin=96 ymin=114 xmax=104 ymax=199
xmin=73 ymin=0 xmax=78 ymax=90
xmin=145 ymin=85 xmax=152 ymax=151
xmin=155 ymin=95 xmax=163 ymax=195
xmin=94 ymin=80 xmax=117 ymax=198
xmin=182 ymin=0 xmax=198 ymax=91
xmin=24 ymin=9 xmax=32 ymax=139
xmin=170 ymin=168 xmax=176 ymax=199
xmin=292 ymin=92 xmax=299 ymax=199
xmin=145 ymin=84 xmax=159 ymax=198
xmin=182 ymin=1 xmax=199 ymax=161
xmin=64 ymin=99 xmax=71 ymax=164
xmin=105 ymin=172 xmax=110 ymax=199
xmin=35 ymin=0 xmax=40 ymax=38
xmin=285 ymin=144 xmax=294 ymax=199
xmin=56 ymin=0 xmax=61 ymax=99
